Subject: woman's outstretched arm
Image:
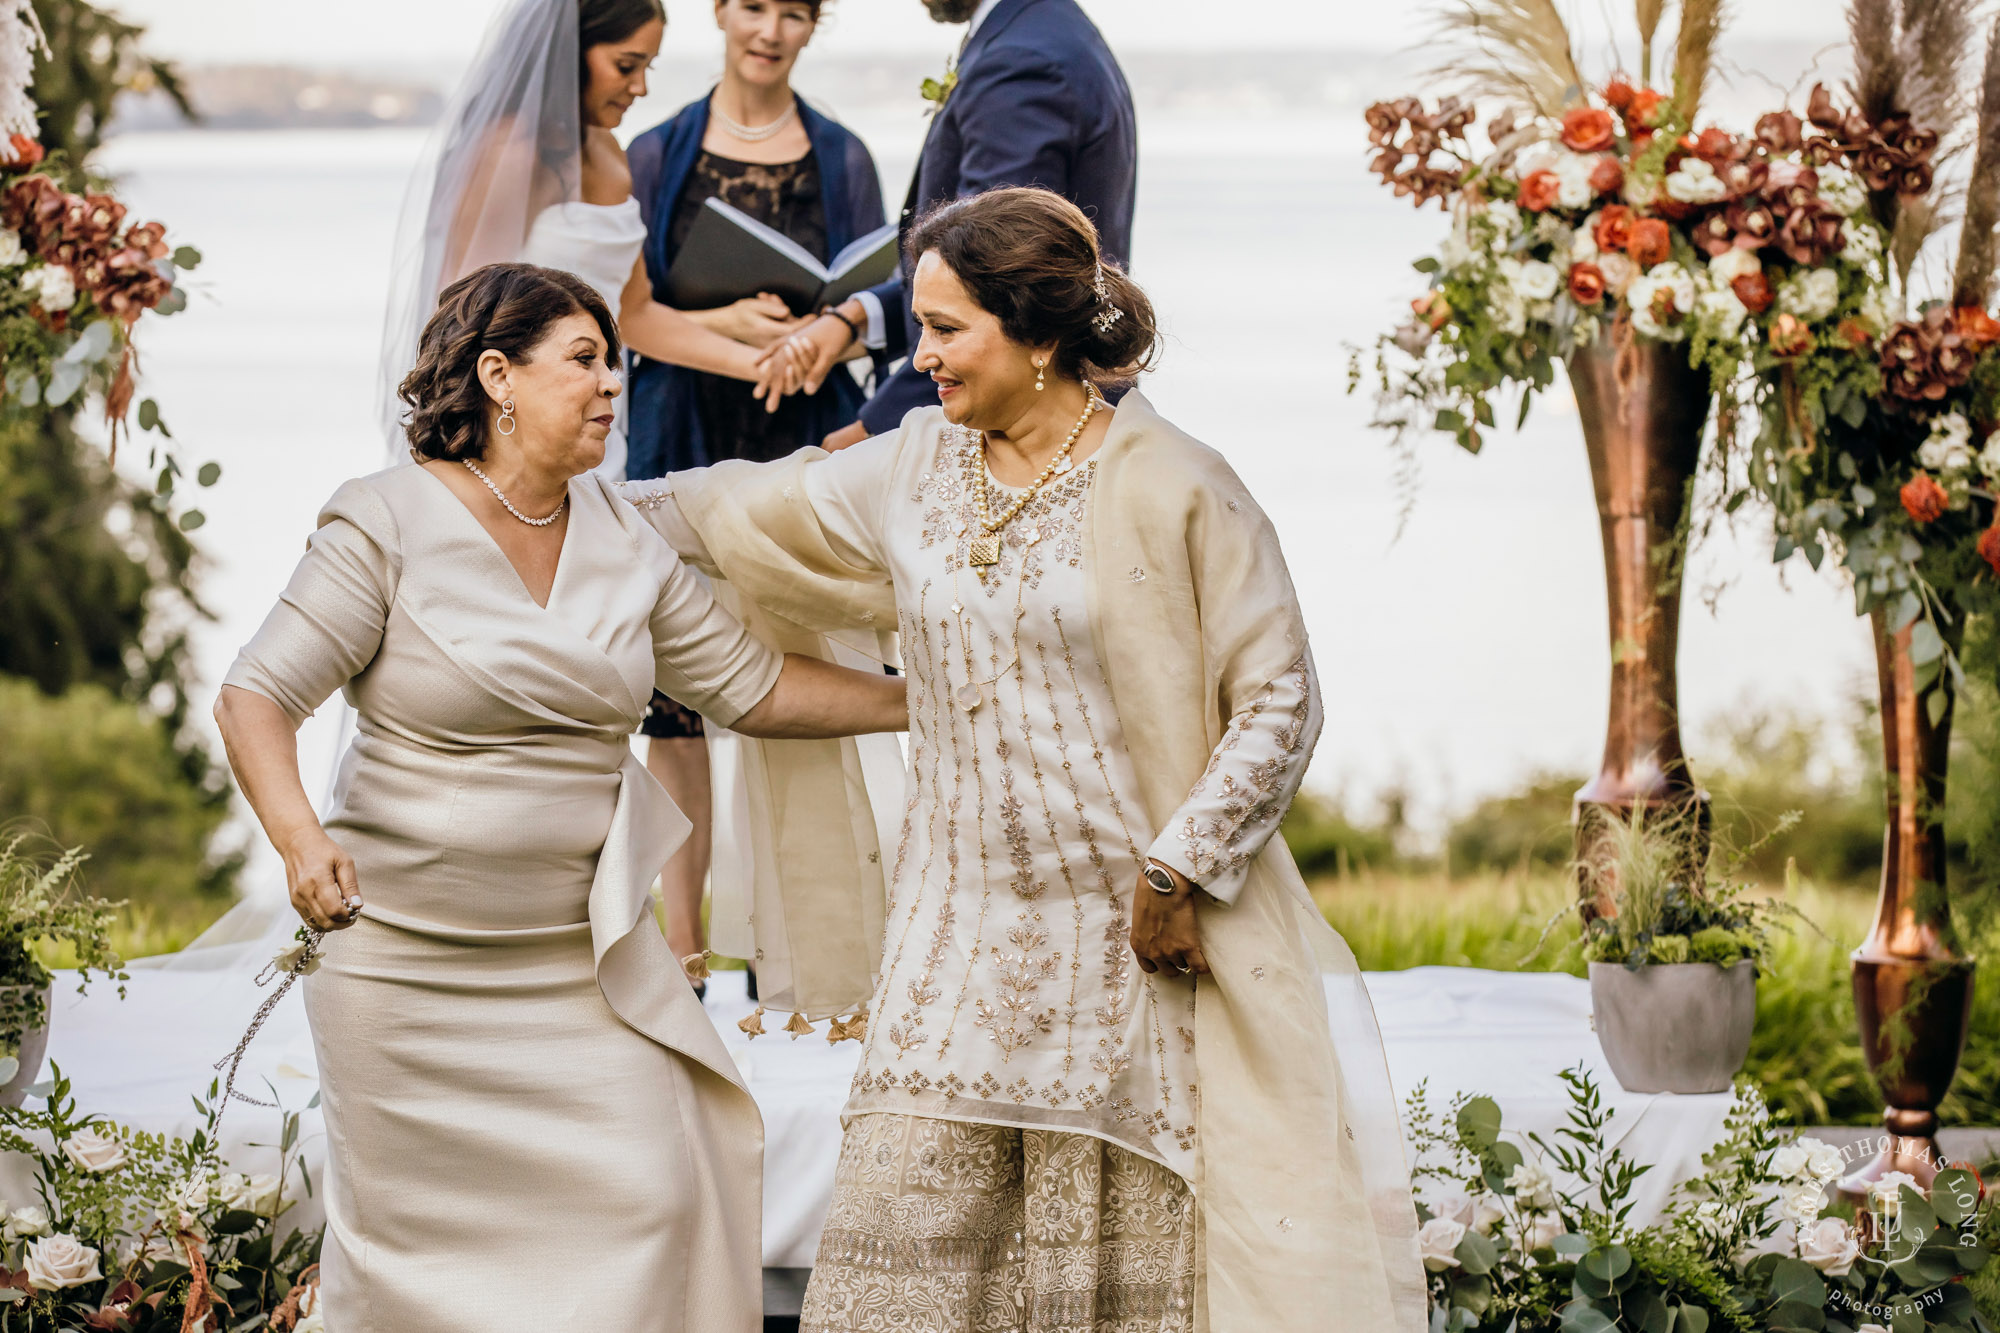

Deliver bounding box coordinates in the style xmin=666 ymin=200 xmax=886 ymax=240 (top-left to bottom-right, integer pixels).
xmin=731 ymin=653 xmax=907 ymax=739
xmin=617 ymin=259 xmax=808 ymax=409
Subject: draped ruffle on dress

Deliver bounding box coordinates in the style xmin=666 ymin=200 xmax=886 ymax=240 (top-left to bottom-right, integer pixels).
xmin=223 ymin=465 xmax=779 ymax=1331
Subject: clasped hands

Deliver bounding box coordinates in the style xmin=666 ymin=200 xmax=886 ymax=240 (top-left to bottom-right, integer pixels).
xmin=749 ymin=297 xmax=864 ymax=420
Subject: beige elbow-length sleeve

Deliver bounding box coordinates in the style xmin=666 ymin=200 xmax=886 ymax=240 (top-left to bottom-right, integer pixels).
xmin=222 ymin=481 xmax=399 ymax=728
xmin=644 ymin=536 xmax=783 ymax=729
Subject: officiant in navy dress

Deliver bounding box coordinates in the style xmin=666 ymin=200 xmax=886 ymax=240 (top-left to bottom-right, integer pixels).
xmin=777 ymin=0 xmax=1137 ymax=448
xmin=624 ymin=0 xmax=884 ymax=479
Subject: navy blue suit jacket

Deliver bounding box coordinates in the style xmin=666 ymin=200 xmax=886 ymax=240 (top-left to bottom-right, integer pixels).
xmin=858 ymin=0 xmax=1137 ymax=434
xmin=623 ymin=94 xmax=886 ymax=478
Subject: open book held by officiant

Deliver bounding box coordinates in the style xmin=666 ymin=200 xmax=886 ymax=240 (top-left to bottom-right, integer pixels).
xmin=662 ymin=197 xmax=899 ymax=315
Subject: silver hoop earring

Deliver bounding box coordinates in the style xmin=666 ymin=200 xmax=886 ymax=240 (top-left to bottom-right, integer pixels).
xmin=1034 ymin=360 xmax=1046 ymax=392
xmin=496 ymin=398 xmax=517 ymax=436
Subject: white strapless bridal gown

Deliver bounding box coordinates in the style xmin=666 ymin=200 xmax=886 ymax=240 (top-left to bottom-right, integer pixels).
xmin=521 ymin=198 xmax=647 ymax=481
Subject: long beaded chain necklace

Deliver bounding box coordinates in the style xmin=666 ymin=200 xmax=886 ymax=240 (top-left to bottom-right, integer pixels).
xmin=969 ymin=383 xmax=1100 ymax=568
xmin=711 ymin=97 xmax=799 ymax=143
xmin=463 ymin=459 xmax=566 ymax=527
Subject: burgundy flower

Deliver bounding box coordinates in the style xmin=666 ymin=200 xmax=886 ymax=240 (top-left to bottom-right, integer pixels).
xmin=1588 ymin=155 xmax=1624 ymax=196
xmin=1732 ymin=272 xmax=1775 ymax=314
xmin=1776 ymin=204 xmax=1846 ymax=266
xmin=1692 ymin=211 xmax=1737 ymax=257
xmin=1724 ymin=198 xmax=1777 ymax=249
xmin=1901 ymin=473 xmax=1949 ymax=523
xmin=1716 ymin=158 xmax=1769 ymax=200
xmin=1880 ymin=309 xmax=1978 ymax=403
xmin=1755 ymin=111 xmax=1804 ymax=154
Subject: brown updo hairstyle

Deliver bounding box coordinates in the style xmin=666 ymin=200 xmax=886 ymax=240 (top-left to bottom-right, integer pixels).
xmin=905 ymin=186 xmax=1158 ymax=385
xmin=398 ymin=262 xmax=621 ymax=463
xmin=581 ymin=0 xmax=667 ymax=59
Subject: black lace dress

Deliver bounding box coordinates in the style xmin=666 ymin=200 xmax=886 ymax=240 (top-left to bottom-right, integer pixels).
xmin=643 ymin=150 xmax=831 ymax=741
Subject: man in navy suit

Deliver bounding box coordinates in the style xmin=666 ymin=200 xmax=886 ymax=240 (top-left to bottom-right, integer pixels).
xmin=780 ymin=0 xmax=1137 ymax=448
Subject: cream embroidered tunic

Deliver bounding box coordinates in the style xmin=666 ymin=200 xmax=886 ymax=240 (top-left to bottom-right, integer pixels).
xmin=630 ymin=422 xmax=1319 ymax=1177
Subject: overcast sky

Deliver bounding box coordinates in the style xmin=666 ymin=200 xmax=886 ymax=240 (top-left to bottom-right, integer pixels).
xmin=114 ymin=0 xmax=1851 ymax=70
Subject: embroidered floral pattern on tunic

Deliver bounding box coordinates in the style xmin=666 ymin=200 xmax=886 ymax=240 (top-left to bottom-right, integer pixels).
xmin=918 ymin=426 xmax=1093 ymax=594
xmin=801 ymin=1113 xmax=1196 ymax=1333
xmin=1173 ymin=655 xmax=1316 ymax=882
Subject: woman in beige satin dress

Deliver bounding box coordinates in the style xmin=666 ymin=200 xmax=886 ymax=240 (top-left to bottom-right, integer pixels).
xmin=213 ymin=262 xmax=907 ymax=1331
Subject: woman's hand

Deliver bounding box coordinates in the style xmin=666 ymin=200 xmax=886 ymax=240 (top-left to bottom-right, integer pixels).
xmin=1130 ymin=862 xmax=1209 ymax=977
xmin=280 ymin=825 xmax=363 ymax=932
xmin=710 ymin=292 xmax=808 ymax=348
xmin=751 ymin=337 xmax=811 ymax=412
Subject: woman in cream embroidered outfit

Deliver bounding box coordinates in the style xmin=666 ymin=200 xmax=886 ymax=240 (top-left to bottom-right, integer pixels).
xmin=212 ymin=263 xmax=907 ymax=1330
xmin=622 ymin=188 xmax=1427 ymax=1332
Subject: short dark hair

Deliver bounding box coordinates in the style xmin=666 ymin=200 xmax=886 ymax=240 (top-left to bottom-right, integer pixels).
xmin=398 ymin=262 xmax=620 ymax=463
xmin=906 ymin=187 xmax=1159 ymax=385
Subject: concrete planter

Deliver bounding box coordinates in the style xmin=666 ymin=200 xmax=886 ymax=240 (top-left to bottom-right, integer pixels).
xmin=0 ymin=984 xmax=51 ymax=1108
xmin=1589 ymin=960 xmax=1755 ymax=1094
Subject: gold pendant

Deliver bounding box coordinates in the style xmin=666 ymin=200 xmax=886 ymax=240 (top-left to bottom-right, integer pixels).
xmin=969 ymin=534 xmax=1001 ymax=567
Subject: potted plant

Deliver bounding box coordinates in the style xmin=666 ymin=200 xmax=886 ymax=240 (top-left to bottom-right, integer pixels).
xmin=0 ymin=833 xmax=126 ymax=1105
xmin=1576 ymin=811 xmax=1805 ymax=1094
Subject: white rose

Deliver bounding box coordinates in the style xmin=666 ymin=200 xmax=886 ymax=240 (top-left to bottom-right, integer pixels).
xmin=1509 ymin=258 xmax=1562 ymax=302
xmin=1780 ymin=1178 xmax=1827 ymax=1224
xmin=1841 ymin=218 xmax=1882 ymax=268
xmin=1665 ymin=159 xmax=1729 ymax=204
xmin=1425 ymin=1191 xmax=1474 ymax=1228
xmin=218 ymin=1171 xmax=282 ymax=1215
xmin=1770 ymin=1142 xmax=1812 ymax=1181
xmin=0 ymin=228 xmax=23 ymax=268
xmin=1802 ymin=1139 xmax=1846 ymax=1185
xmin=1819 ymin=165 xmax=1868 ymax=215
xmin=1554 ymin=152 xmax=1597 ymax=209
xmin=1870 ymin=1170 xmax=1922 ymax=1217
xmin=1708 ymin=247 xmax=1762 ymax=285
xmin=1598 ymin=252 xmax=1638 ymax=298
xmin=1439 ymin=230 xmax=1477 ymax=274
xmin=1697 ymin=285 xmax=1751 ymax=338
xmin=22 ymin=1233 xmax=101 ymax=1289
xmin=1470 ymin=1192 xmax=1508 ymax=1235
xmin=20 ymin=263 xmax=74 ymax=313
xmin=1858 ymin=282 xmax=1900 ymax=333
xmin=1920 ymin=414 xmax=1974 ymax=473
xmin=1493 ymin=287 xmax=1527 ymax=336
xmin=1417 ymin=1216 xmax=1467 ymax=1271
xmin=6 ymin=1205 xmax=49 ymax=1240
xmin=60 ymin=1128 xmax=126 ymax=1174
xmin=1570 ymin=218 xmax=1601 ymax=262
xmin=158 ymin=1171 xmax=212 ymax=1233
xmin=1628 ymin=264 xmax=1696 ymax=341
xmin=1777 ymin=268 xmax=1840 ymax=323
xmin=1797 ymin=1217 xmax=1861 ymax=1276
xmin=270 ymin=938 xmax=321 ymax=977
xmin=1978 ymin=432 xmax=2000 ymax=481
xmin=1505 ymin=1160 xmax=1558 ymax=1211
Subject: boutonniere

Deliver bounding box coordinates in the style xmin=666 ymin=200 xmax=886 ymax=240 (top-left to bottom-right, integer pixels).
xmin=920 ymin=57 xmax=958 ymax=116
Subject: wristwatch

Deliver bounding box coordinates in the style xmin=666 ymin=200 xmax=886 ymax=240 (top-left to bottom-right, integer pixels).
xmin=1143 ymin=862 xmax=1183 ymax=896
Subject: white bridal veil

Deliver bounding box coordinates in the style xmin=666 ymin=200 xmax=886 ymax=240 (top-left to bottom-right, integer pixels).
xmin=146 ymin=0 xmax=589 ymax=973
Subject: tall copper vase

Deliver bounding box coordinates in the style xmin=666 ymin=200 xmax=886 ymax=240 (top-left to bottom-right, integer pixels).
xmin=1566 ymin=325 xmax=1711 ymax=917
xmin=1840 ymin=608 xmax=1977 ymax=1197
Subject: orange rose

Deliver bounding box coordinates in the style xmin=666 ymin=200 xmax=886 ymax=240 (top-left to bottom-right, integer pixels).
xmin=1901 ymin=473 xmax=1949 ymax=524
xmin=1955 ymin=306 xmax=2000 ymax=351
xmin=1980 ymin=521 xmax=2000 ymax=576
xmin=1731 ymin=272 xmax=1774 ymax=314
xmin=1603 ymin=78 xmax=1638 ymax=114
xmin=1588 ymin=156 xmax=1624 ymax=196
xmin=1568 ymin=262 xmax=1607 ymax=306
xmin=1630 ymin=89 xmax=1668 ymax=128
xmin=1836 ymin=318 xmax=1874 ymax=350
xmin=4 ymin=134 xmax=42 ymax=168
xmin=1625 ymin=217 xmax=1672 ymax=268
xmin=1561 ymin=108 xmax=1617 ymax=153
xmin=1769 ymin=313 xmax=1816 ymax=357
xmin=1592 ymin=204 xmax=1635 ymax=254
xmin=1518 ymin=169 xmax=1561 ymax=212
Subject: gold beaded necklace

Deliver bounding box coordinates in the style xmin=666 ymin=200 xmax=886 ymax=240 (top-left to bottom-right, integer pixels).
xmin=969 ymin=383 xmax=1100 ymax=568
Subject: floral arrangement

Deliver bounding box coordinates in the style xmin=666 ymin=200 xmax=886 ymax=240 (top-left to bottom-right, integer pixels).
xmin=1355 ymin=0 xmax=1913 ymax=459
xmin=0 ymin=835 xmax=127 ymax=1085
xmin=0 ymin=0 xmax=210 ymax=517
xmin=1717 ymin=0 xmax=2000 ymax=719
xmin=1407 ymin=1067 xmax=1993 ymax=1332
xmin=0 ymin=1066 xmax=321 ymax=1331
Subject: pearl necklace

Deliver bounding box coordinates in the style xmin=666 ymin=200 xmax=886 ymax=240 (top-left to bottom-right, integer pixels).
xmin=462 ymin=460 xmax=566 ymax=527
xmin=711 ymin=97 xmax=799 ymax=143
xmin=969 ymin=384 xmax=1100 ymax=568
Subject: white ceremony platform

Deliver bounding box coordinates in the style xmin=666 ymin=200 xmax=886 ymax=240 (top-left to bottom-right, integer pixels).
xmin=3 ymin=961 xmax=1734 ymax=1281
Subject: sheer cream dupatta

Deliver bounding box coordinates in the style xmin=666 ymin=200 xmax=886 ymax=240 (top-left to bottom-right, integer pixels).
xmin=641 ymin=390 xmax=1427 ymax=1333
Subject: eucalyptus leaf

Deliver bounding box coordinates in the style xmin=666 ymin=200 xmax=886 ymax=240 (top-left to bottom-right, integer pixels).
xmin=172 ymin=244 xmax=202 ymax=270
xmin=1910 ymin=620 xmax=1946 ymax=665
xmin=1891 ymin=591 xmax=1922 ymax=632
xmin=1766 ymin=1256 xmax=1825 ymax=1307
xmin=1928 ymin=687 xmax=1948 ymax=728
xmin=137 ymin=397 xmax=160 ymax=431
xmin=1671 ymin=1306 xmax=1709 ymax=1333
xmin=1455 ymin=1228 xmax=1500 ymax=1276
xmin=178 ymin=508 xmax=206 ymax=532
xmin=1559 ymin=1300 xmax=1619 ymax=1333
xmin=45 ymin=359 xmax=83 ymax=406
xmin=1455 ymin=1096 xmax=1501 ymax=1149
xmin=197 ymin=461 xmax=221 ymax=487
